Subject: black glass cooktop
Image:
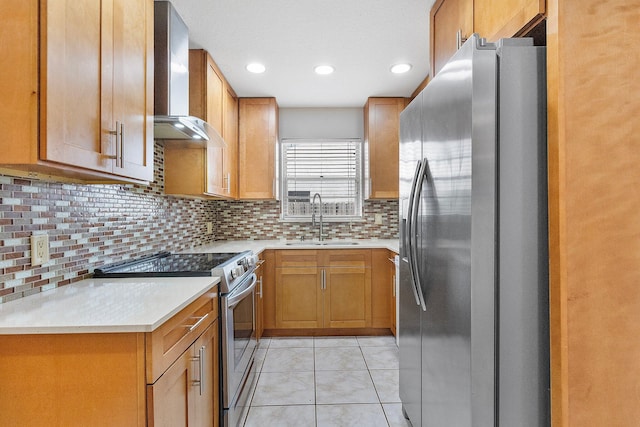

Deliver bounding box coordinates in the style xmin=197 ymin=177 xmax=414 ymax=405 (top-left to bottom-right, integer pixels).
xmin=93 ymin=252 xmax=239 ymax=277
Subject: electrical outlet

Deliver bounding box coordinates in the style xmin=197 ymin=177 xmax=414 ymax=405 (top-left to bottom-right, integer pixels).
xmin=206 ymin=222 xmax=213 ymax=235
xmin=31 ymin=234 xmax=50 ymax=266
xmin=374 ymin=213 xmax=383 ymax=225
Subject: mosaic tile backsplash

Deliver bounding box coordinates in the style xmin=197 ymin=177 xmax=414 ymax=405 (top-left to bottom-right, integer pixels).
xmin=215 ymin=199 xmax=398 ymax=241
xmin=0 ymin=143 xmax=218 ymax=303
xmin=0 ymin=143 xmax=398 ymax=304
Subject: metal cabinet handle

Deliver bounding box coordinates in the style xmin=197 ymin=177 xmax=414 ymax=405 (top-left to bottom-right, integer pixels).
xmin=120 ymin=122 xmax=125 ymax=167
xmin=456 ymin=29 xmax=467 ymax=50
xmin=105 ymin=121 xmax=124 ymax=168
xmin=198 ymin=346 xmax=205 ymax=395
xmin=185 ymin=312 xmax=210 ymax=332
xmin=392 ymin=274 xmax=396 ymax=297
xmin=190 ymin=346 xmax=205 ymax=395
xmin=257 ymin=275 xmax=263 ymax=298
xmin=321 ymin=269 xmax=326 ymax=290
xmin=105 ymin=124 xmax=119 ymax=164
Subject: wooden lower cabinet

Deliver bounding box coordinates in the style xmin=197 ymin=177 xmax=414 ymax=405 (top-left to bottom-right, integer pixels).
xmin=0 ymin=287 xmax=220 ymax=427
xmin=273 ymin=249 xmax=375 ymax=330
xmin=371 ymin=249 xmax=396 ymax=331
xmin=255 ymin=253 xmax=265 ymax=341
xmin=275 ymin=265 xmax=323 ymax=329
xmin=147 ymin=322 xmax=218 ymax=427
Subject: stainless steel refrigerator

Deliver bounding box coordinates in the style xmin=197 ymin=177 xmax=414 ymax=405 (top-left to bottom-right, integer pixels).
xmin=398 ymin=35 xmax=550 ymax=426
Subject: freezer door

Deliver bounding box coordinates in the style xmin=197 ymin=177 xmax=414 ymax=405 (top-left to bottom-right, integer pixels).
xmin=418 ymin=34 xmax=497 ymax=427
xmin=398 ymin=93 xmax=423 ymax=427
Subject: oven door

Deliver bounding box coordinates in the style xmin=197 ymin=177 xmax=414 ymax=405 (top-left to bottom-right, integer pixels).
xmin=222 ymin=272 xmax=257 ymax=425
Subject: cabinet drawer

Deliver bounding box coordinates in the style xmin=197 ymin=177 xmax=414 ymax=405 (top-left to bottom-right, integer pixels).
xmin=146 ymin=286 xmax=218 ymax=383
xmin=276 ymin=250 xmax=319 ymax=267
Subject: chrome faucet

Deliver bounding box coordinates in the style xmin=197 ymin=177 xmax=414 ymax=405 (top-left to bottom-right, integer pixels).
xmin=311 ymin=192 xmax=324 ymax=241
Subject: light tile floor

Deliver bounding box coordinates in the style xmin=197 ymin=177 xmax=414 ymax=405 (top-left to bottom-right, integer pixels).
xmin=244 ymin=336 xmax=413 ymax=427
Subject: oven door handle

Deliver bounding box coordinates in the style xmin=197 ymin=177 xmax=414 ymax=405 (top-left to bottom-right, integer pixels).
xmin=227 ymin=273 xmax=258 ymax=309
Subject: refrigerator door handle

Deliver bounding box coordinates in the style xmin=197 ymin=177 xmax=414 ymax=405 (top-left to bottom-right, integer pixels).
xmin=405 ymin=160 xmax=423 ymax=307
xmin=410 ymin=158 xmax=428 ymax=311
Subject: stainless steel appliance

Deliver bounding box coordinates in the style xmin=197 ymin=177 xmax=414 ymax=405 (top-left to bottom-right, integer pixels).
xmin=154 ymin=1 xmax=220 ymax=143
xmin=399 ymin=35 xmax=549 ymax=426
xmin=213 ymin=255 xmax=260 ymax=427
xmin=94 ymin=250 xmax=260 ymax=427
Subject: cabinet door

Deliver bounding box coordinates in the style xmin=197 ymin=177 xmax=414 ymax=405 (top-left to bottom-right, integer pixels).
xmin=255 ymin=260 xmax=265 ymax=341
xmin=275 ymin=266 xmax=323 ymax=329
xmin=223 ymin=86 xmax=239 ymax=198
xmin=203 ymin=55 xmax=225 ymax=195
xmin=262 ymin=250 xmax=277 ymax=330
xmin=371 ymin=249 xmax=393 ymax=328
xmin=474 ymin=0 xmax=544 ymax=41
xmin=42 ymin=0 xmax=109 ymax=173
xmin=193 ymin=323 xmax=218 ymax=427
xmin=147 ymin=346 xmax=192 ymax=427
xmin=112 ymin=0 xmax=154 ymax=181
xmin=148 ymin=323 xmax=217 ymax=427
xmin=238 ymin=98 xmax=278 ymax=199
xmin=322 ymin=250 xmax=372 ymax=328
xmin=365 ymin=98 xmax=405 ymax=199
xmin=430 ymin=0 xmax=473 ymax=76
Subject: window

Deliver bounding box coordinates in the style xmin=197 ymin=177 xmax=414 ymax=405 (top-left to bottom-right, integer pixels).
xmin=281 ymin=139 xmax=363 ymax=221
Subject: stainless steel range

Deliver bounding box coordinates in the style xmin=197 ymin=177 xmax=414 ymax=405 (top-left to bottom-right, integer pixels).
xmin=94 ymin=250 xmax=260 ymax=427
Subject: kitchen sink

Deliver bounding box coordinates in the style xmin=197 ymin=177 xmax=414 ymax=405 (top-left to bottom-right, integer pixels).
xmin=284 ymin=241 xmax=360 ymax=246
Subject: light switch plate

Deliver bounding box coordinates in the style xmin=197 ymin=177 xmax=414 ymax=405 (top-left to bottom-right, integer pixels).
xmin=31 ymin=234 xmax=50 ymax=266
xmin=206 ymin=222 xmax=213 ymax=235
xmin=374 ymin=213 xmax=383 ymax=225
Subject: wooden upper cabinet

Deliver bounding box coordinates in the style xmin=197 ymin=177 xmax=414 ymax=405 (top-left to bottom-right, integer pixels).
xmin=364 ymin=97 xmax=406 ymax=199
xmin=223 ymin=86 xmax=239 ymax=198
xmin=430 ymin=0 xmax=473 ymax=76
xmin=430 ymin=0 xmax=546 ymax=76
xmin=238 ymin=98 xmax=278 ymax=200
xmin=474 ymin=0 xmax=545 ymax=41
xmin=0 ymin=0 xmax=153 ymax=183
xmin=165 ymin=50 xmax=238 ymax=198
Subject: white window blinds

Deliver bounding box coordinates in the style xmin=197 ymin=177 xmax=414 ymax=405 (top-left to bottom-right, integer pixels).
xmin=281 ymin=139 xmax=363 ymax=220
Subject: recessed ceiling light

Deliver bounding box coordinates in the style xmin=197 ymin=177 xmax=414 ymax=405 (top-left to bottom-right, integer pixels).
xmin=391 ymin=63 xmax=412 ymax=74
xmin=314 ymin=65 xmax=335 ymax=75
xmin=246 ymin=63 xmax=266 ymax=74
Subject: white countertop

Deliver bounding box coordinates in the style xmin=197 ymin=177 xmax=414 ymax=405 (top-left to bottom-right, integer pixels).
xmin=187 ymin=239 xmax=399 ymax=255
xmin=0 ymin=277 xmax=219 ymax=335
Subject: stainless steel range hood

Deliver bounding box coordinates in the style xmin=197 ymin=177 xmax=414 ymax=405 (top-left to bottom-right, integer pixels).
xmin=154 ymin=1 xmax=221 ymax=144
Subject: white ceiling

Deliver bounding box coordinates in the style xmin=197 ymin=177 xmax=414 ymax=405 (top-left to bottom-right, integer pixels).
xmin=165 ymin=0 xmax=436 ymax=108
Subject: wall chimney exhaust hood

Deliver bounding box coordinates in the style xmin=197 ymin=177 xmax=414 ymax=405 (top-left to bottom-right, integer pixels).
xmin=154 ymin=1 xmax=223 ymax=145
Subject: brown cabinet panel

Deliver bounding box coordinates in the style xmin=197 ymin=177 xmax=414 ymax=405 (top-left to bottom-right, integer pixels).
xmin=255 ymin=254 xmax=265 ymax=341
xmin=0 ymin=333 xmax=147 ymax=427
xmin=371 ymin=249 xmax=393 ymax=329
xmin=474 ymin=0 xmax=544 ymax=41
xmin=0 ymin=0 xmax=153 ymax=183
xmin=272 ymin=249 xmax=374 ymax=330
xmin=148 ymin=322 xmax=217 ymax=427
xmin=166 ymin=49 xmax=234 ymax=198
xmin=275 ymin=266 xmax=323 ymax=329
xmin=112 ymin=0 xmax=154 ymax=181
xmin=324 ymin=264 xmax=371 ymax=328
xmin=262 ymin=250 xmax=277 ymax=330
xmin=223 ymin=86 xmax=239 ymax=198
xmin=365 ymin=98 xmax=406 ymax=199
xmin=238 ymin=98 xmax=278 ymax=199
xmin=430 ymin=0 xmax=473 ymax=76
